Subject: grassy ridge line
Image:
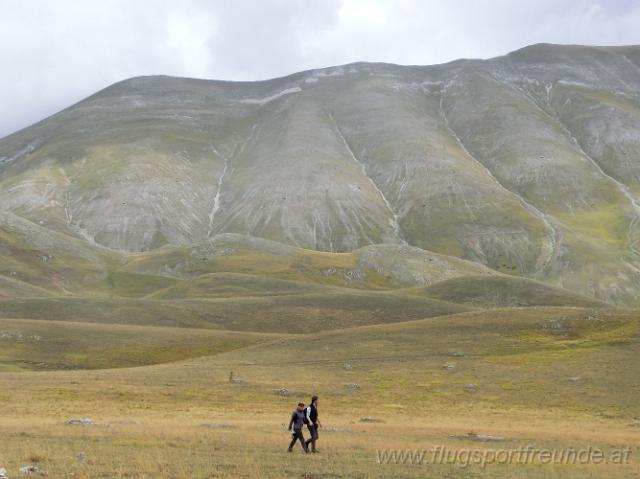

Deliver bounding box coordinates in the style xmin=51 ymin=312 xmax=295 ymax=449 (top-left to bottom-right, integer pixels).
xmin=143 ymin=272 xmax=350 ymax=299
xmin=0 ymin=317 xmax=286 ymax=371
xmin=122 ymin=234 xmax=497 ymax=291
xmin=0 ymin=291 xmax=470 ymax=333
xmin=0 ymin=275 xmax=54 ymax=298
xmin=403 ymin=275 xmax=609 ymax=308
xmin=2 ymin=210 xmax=611 ymax=309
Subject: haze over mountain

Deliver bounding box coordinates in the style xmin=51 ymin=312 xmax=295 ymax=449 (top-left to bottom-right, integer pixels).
xmin=2 ymin=43 xmax=640 ymax=306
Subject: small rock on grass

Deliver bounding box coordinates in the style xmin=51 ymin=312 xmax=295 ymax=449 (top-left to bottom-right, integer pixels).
xmin=19 ymin=466 xmax=43 ymax=475
xmin=65 ymin=418 xmax=94 ymax=426
xmin=359 ymin=417 xmax=385 ymax=423
xmin=0 ymin=467 xmax=8 ymax=479
xmin=449 ymin=432 xmax=505 ymax=442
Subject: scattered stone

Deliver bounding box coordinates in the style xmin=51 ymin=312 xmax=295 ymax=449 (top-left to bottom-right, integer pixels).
xmin=321 ymin=268 xmax=336 ymax=277
xmin=228 ymin=372 xmax=246 ymax=384
xmin=567 ymin=376 xmax=581 ymax=383
xmin=463 ymin=384 xmax=477 ymax=392
xmin=8 ymin=271 xmax=17 ymax=276
xmin=0 ymin=332 xmax=41 ymax=341
xmin=228 ymin=370 xmax=249 ymax=383
xmin=215 ymin=248 xmax=235 ymax=256
xmin=449 ymin=432 xmax=505 ymax=442
xmin=40 ymin=255 xmax=52 ymax=263
xmin=275 ymin=388 xmax=290 ymax=397
xmin=19 ymin=466 xmax=42 ymax=475
xmin=200 ymin=423 xmax=236 ymax=430
xmin=343 ymin=269 xmax=366 ymax=281
xmin=0 ymin=467 xmax=8 ymax=479
xmin=359 ymin=417 xmax=385 ymax=423
xmin=65 ymin=418 xmax=95 ymax=426
xmin=443 ymin=364 xmax=456 ymax=371
xmin=229 ymin=371 xmax=244 ymax=384
xmin=452 ymin=351 xmax=465 ymax=357
xmin=542 ymin=319 xmax=574 ymax=337
xmin=343 ymin=363 xmax=353 ymax=370
xmin=344 ymin=383 xmax=361 ymax=390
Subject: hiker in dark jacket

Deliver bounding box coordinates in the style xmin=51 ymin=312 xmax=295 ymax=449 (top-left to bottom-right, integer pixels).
xmin=288 ymin=402 xmax=308 ymax=452
xmin=304 ymin=395 xmax=321 ymax=452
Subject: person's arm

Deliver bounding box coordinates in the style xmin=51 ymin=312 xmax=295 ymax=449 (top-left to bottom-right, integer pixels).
xmin=306 ymin=406 xmax=314 ymax=426
xmin=288 ymin=412 xmax=294 ymax=431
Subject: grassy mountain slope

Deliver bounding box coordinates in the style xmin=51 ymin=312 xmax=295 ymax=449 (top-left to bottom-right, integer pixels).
xmin=410 ymin=274 xmax=608 ymax=308
xmin=0 ymin=275 xmax=53 ymax=299
xmin=2 ymin=44 xmax=640 ymax=306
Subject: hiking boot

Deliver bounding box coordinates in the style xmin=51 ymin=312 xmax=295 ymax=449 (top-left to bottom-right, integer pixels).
xmin=287 ymin=447 xmax=293 ymax=453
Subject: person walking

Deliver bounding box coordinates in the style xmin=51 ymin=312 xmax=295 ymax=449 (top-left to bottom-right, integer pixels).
xmin=288 ymin=402 xmax=308 ymax=453
xmin=305 ymin=395 xmax=321 ymax=453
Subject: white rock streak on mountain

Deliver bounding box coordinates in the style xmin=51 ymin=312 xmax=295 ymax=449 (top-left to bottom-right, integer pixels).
xmin=327 ymin=112 xmax=403 ymax=242
xmin=438 ymin=82 xmax=557 ymax=272
xmin=240 ymin=87 xmax=302 ymax=106
xmin=207 ymin=145 xmax=229 ymax=237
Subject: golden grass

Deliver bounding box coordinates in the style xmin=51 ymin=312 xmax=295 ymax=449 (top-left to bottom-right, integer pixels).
xmin=0 ymin=307 xmax=638 ymax=477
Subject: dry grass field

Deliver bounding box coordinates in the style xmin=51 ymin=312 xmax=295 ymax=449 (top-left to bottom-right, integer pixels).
xmin=1 ymin=307 xmax=639 ymax=478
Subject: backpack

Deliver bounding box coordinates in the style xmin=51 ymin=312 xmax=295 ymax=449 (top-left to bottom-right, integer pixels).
xmin=303 ymin=406 xmax=310 ymax=425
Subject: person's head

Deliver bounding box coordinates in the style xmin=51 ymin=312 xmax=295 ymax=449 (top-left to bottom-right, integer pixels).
xmin=297 ymin=402 xmax=305 ymax=411
xmin=311 ymin=395 xmax=318 ymax=405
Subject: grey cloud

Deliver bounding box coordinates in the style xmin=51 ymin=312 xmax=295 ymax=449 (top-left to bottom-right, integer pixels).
xmin=1 ymin=0 xmax=639 ymax=138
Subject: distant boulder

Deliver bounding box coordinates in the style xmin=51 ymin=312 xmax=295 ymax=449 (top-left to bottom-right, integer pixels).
xmin=65 ymin=418 xmax=95 ymax=426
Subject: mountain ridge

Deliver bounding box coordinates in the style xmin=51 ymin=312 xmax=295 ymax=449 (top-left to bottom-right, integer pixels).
xmin=2 ymin=43 xmax=640 ymax=305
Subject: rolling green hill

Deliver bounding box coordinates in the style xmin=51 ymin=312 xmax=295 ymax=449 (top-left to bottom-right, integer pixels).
xmin=409 ymin=275 xmax=608 ymax=308
xmin=0 ymin=318 xmax=279 ymax=371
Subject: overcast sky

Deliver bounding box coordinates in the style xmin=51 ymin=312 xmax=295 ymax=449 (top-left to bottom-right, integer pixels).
xmin=1 ymin=0 xmax=639 ymax=138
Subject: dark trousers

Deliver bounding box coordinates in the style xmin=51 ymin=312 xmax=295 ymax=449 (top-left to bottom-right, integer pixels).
xmin=305 ymin=425 xmax=319 ymax=450
xmin=289 ymin=429 xmax=306 ymax=450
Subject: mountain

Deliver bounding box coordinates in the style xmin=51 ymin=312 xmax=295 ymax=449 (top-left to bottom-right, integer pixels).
xmin=1 ymin=43 xmax=640 ymax=306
